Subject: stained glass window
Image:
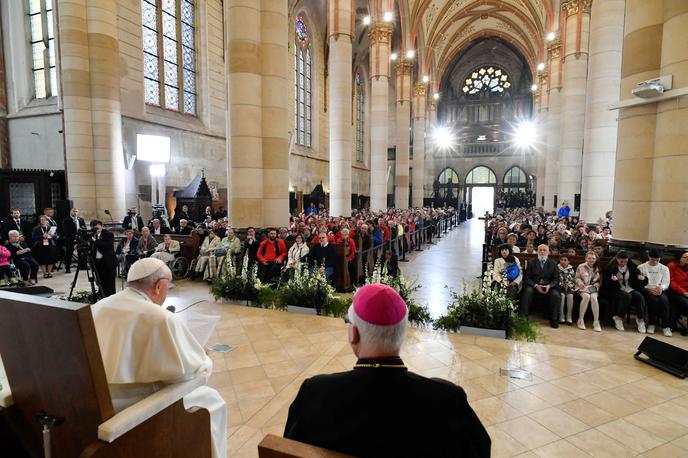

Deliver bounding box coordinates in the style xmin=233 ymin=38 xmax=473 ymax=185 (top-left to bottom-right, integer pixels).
xmin=466 ymin=166 xmax=497 ymax=184
xmin=462 ymin=67 xmax=510 ymax=96
xmin=142 ymin=0 xmax=196 ymax=115
xmin=355 ymin=72 xmax=365 ymax=162
xmin=28 ymin=0 xmax=57 ymax=99
xmin=294 ymin=17 xmax=312 ymax=147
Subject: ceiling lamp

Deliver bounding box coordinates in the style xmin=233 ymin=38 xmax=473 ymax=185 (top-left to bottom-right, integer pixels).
xmin=537 ymin=62 xmax=545 ymax=71
xmin=531 ymin=84 xmax=538 ymax=92
xmin=433 ymin=93 xmax=440 ymax=100
xmin=546 ymin=32 xmax=556 ymax=41
xmin=390 ymin=52 xmax=398 ymax=61
xmin=422 ymin=75 xmax=429 ymax=83
xmin=406 ymin=49 xmax=415 ymax=59
xmin=362 ymin=16 xmax=371 ymax=26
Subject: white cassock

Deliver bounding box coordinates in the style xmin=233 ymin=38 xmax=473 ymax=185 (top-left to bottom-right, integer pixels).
xmin=91 ymin=288 xmax=227 ymax=458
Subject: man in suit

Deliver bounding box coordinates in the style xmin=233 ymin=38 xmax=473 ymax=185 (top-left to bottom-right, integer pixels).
xmin=174 ymin=219 xmax=193 ymax=235
xmin=62 ymin=207 xmax=86 ymax=273
xmin=91 ymin=220 xmax=117 ymax=297
xmin=1 ymin=208 xmax=31 ymax=244
xmin=171 ymin=204 xmax=191 ymax=228
xmin=284 ymin=284 xmax=490 ymax=457
xmin=122 ymin=207 xmax=144 ymax=232
xmin=521 ymin=244 xmax=561 ymax=328
xmin=149 ymin=218 xmax=171 ymax=235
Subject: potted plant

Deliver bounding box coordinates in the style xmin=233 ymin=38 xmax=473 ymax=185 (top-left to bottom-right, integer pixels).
xmin=58 ymin=290 xmax=100 ymax=304
xmin=433 ymin=265 xmax=517 ymax=339
xmin=211 ymin=254 xmax=261 ymax=304
xmin=279 ymin=263 xmax=336 ymax=315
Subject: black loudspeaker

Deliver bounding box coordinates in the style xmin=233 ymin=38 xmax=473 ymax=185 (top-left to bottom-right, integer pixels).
xmin=54 ymin=199 xmax=74 ymax=222
xmin=574 ymin=193 xmax=581 ymax=211
xmin=553 ymin=195 xmax=558 ymax=208
xmin=1 ymin=286 xmax=54 ymax=297
xmin=635 ymin=337 xmax=688 ymax=378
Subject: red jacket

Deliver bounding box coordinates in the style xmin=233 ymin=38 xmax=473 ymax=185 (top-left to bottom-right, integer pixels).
xmin=345 ymin=237 xmax=356 ymax=262
xmin=257 ymin=238 xmax=287 ymax=263
xmin=381 ymin=225 xmax=391 ymax=242
xmin=669 ymin=261 xmax=688 ymax=295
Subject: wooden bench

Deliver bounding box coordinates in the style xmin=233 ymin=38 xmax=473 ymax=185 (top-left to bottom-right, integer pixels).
xmin=0 ymin=291 xmax=212 ymax=457
xmin=258 ymin=434 xmax=353 ymax=458
xmin=153 ymin=233 xmax=201 ymax=262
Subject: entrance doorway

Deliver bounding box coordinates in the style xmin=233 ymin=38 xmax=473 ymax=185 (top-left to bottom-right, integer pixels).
xmin=471 ymin=186 xmax=494 ymax=216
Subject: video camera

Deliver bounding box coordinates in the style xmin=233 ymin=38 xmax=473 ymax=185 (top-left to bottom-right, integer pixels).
xmin=152 ymin=204 xmax=166 ymax=220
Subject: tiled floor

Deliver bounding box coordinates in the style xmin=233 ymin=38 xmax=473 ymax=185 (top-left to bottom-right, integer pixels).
xmin=32 ymin=219 xmax=688 ymax=457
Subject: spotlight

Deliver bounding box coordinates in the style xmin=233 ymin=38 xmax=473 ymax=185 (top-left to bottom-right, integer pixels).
xmin=512 ymin=120 xmax=536 ymax=149
xmin=432 ymin=126 xmax=454 ymax=150
xmin=390 ymin=52 xmax=398 ymax=61
xmin=537 ymin=62 xmax=545 ymax=71
xmin=406 ymin=49 xmax=415 ymax=59
xmin=531 ymin=84 xmax=538 ymax=92
xmin=363 ymin=16 xmax=371 ymax=26
xmin=383 ymin=11 xmax=393 ymax=22
xmin=433 ymin=92 xmax=440 ymax=100
xmin=546 ymin=32 xmax=556 ymax=41
xmin=422 ymin=75 xmax=429 ymax=83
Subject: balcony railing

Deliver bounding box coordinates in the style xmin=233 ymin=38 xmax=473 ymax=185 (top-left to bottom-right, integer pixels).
xmin=432 ymin=141 xmax=520 ymax=158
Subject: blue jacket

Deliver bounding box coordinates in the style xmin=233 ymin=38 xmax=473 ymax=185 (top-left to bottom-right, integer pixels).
xmin=557 ymin=206 xmax=570 ymax=217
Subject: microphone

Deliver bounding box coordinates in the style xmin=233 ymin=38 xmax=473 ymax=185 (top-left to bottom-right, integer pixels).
xmin=104 ymin=209 xmax=114 ymax=224
xmin=166 ymin=305 xmax=176 ymax=313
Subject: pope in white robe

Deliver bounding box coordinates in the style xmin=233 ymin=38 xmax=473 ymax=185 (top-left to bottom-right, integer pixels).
xmin=91 ymin=258 xmax=227 ymax=458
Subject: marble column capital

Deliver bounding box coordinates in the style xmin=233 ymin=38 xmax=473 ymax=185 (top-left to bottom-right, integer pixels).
xmin=413 ymin=82 xmax=427 ymax=97
xmin=368 ymin=22 xmax=394 ymax=45
xmin=395 ymin=58 xmax=413 ymax=75
xmin=547 ymin=39 xmax=562 ymax=58
xmin=562 ymin=0 xmax=592 ymax=17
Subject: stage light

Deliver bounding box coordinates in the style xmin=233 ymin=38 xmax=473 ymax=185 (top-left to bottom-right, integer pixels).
xmin=433 ymin=92 xmax=440 ymax=100
xmin=383 ymin=11 xmax=393 ymax=22
xmin=137 ymin=134 xmax=171 ymax=163
xmin=531 ymin=84 xmax=538 ymax=92
xmin=432 ymin=126 xmax=455 ymax=150
xmin=546 ymin=32 xmax=556 ymax=41
xmin=537 ymin=62 xmax=545 ymax=71
xmin=406 ymin=49 xmax=415 ymax=59
xmin=422 ymin=75 xmax=429 ymax=83
xmin=149 ymin=163 xmax=166 ymax=177
xmin=390 ymin=52 xmax=398 ymax=61
xmin=513 ymin=120 xmax=537 ymax=149
xmin=363 ymin=16 xmax=371 ymax=26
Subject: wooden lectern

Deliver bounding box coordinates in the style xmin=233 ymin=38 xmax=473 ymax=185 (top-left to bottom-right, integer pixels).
xmin=0 ymin=291 xmax=212 ymax=458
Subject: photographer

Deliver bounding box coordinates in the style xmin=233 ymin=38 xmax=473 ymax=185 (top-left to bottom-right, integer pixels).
xmin=62 ymin=207 xmax=86 ymax=273
xmin=91 ymin=220 xmax=117 ymax=297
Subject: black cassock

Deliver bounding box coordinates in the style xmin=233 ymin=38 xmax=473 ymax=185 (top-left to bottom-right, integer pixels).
xmin=93 ymin=229 xmax=117 ymax=297
xmin=284 ymin=357 xmax=491 ymax=458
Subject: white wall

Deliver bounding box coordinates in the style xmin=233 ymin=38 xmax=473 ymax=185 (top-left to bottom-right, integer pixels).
xmin=9 ymin=114 xmax=64 ymax=169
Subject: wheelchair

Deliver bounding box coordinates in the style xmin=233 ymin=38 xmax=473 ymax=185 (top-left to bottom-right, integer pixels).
xmin=168 ymin=253 xmax=190 ymax=280
xmin=0 ymin=263 xmax=24 ymax=288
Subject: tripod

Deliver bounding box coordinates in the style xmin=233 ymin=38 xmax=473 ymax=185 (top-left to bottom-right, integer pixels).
xmin=68 ymin=243 xmax=104 ymax=301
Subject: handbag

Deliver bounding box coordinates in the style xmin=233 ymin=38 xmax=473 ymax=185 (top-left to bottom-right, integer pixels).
xmin=504 ymin=262 xmax=520 ymax=282
xmin=213 ymin=248 xmax=227 ymax=257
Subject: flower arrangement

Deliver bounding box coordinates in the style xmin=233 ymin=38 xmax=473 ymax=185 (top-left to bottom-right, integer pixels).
xmin=279 ymin=263 xmax=336 ymax=311
xmin=434 ymin=264 xmax=517 ymax=334
xmin=211 ymin=254 xmax=262 ymax=302
xmin=59 ymin=290 xmax=100 ymax=304
xmin=365 ymin=258 xmax=432 ymax=326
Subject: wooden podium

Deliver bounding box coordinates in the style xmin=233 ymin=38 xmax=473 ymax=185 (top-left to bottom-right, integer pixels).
xmin=0 ymin=291 xmax=211 ymax=458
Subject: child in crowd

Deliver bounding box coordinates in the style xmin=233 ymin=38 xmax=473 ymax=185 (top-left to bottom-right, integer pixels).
xmin=558 ymin=254 xmax=576 ymax=323
xmin=567 ymin=247 xmax=577 ymax=257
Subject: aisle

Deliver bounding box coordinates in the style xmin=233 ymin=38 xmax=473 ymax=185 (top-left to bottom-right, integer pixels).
xmin=403 ymin=218 xmax=484 ymax=318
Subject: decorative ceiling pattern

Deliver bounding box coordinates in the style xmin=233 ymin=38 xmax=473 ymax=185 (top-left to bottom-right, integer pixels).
xmin=401 ymin=0 xmax=554 ymax=85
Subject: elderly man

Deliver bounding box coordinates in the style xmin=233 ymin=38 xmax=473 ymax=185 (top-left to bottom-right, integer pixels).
xmin=150 ymin=218 xmax=171 ymax=235
xmin=520 ymin=244 xmax=561 ymax=328
xmin=137 ymin=226 xmax=158 ymax=258
xmin=115 ymin=229 xmax=139 ymax=277
xmin=91 ymin=258 xmax=227 ymax=457
xmin=5 ymin=230 xmax=39 ymax=284
xmin=284 ymin=284 xmax=490 ymax=457
xmin=175 ymin=219 xmax=193 ymax=235
xmin=151 ymin=234 xmax=180 ymax=263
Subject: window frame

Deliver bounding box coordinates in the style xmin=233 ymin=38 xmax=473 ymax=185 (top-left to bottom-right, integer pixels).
xmin=28 ymin=0 xmax=57 ymax=100
xmin=142 ymin=0 xmax=197 ymax=116
xmin=294 ymin=16 xmax=312 ymax=148
xmin=355 ymin=71 xmax=365 ymax=163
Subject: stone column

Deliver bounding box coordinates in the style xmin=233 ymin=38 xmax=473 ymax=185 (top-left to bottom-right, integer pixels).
xmin=557 ymin=0 xmax=592 ymax=211
xmin=426 ymin=99 xmax=437 ymax=197
xmin=59 ymin=0 xmax=125 ymax=220
xmin=611 ymin=0 xmax=663 ymax=246
xmin=580 ymin=0 xmax=625 ymax=222
xmin=412 ymin=82 xmax=426 ymax=208
xmin=227 ymin=0 xmax=262 ymax=227
xmin=394 ymin=58 xmax=412 ymax=209
xmin=327 ymin=0 xmax=353 ymax=217
xmin=544 ymin=39 xmax=562 ymax=209
xmin=368 ymin=22 xmax=393 ymax=211
xmin=260 ymin=1 xmax=289 ymax=227
xmin=0 ymin=5 xmax=8 ymax=169
xmin=535 ymin=70 xmax=549 ymax=208
xmin=648 ymin=1 xmax=688 ymax=246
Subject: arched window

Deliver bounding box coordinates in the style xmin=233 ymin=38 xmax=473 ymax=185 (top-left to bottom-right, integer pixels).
xmin=465 ymin=166 xmax=497 ymax=184
xmin=462 ymin=66 xmax=510 ymax=96
xmin=435 ymin=168 xmax=460 ymax=201
xmin=503 ymin=166 xmax=528 ymax=193
xmin=438 ymin=168 xmax=459 ymax=185
xmin=28 ymin=0 xmax=57 ymax=99
xmin=294 ymin=16 xmax=312 ymax=147
xmin=355 ymin=71 xmax=364 ymax=162
xmin=142 ymin=0 xmax=197 ymax=115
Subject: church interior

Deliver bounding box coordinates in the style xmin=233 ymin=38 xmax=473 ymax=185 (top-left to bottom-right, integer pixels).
xmin=2 ymin=0 xmax=688 ymax=457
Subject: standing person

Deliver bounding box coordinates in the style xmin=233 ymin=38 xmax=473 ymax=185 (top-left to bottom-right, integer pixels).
xmin=5 ymin=230 xmax=39 ymax=284
xmin=557 ymin=201 xmax=570 ymax=218
xmin=1 ymin=208 xmax=31 ymax=244
xmin=520 ymin=244 xmax=561 ymax=328
xmin=244 ymin=227 xmax=260 ymax=265
xmin=284 ymin=284 xmax=490 ymax=457
xmin=91 ymin=258 xmax=227 ymax=458
xmin=575 ymin=252 xmax=602 ymax=332
xmin=638 ymin=250 xmax=672 ymax=336
xmin=601 ymin=251 xmax=647 ymax=333
xmin=668 ymin=252 xmax=688 ymax=335
xmin=62 ymin=207 xmax=86 ymax=273
xmin=558 ymin=254 xmax=575 ymax=324
xmin=341 ymin=228 xmax=357 ymax=286
xmin=308 ymin=232 xmax=336 ymax=280
xmin=91 ymin=220 xmax=117 ymax=297
xmin=256 ymin=229 xmax=287 ymax=282
xmin=31 ymin=215 xmax=57 ymax=278
xmin=122 ymin=207 xmax=144 ymax=232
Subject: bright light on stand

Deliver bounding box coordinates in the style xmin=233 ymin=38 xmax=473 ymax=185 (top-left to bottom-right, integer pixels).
xmin=432 ymin=126 xmax=455 ymax=150
xmin=512 ymin=120 xmax=537 ymax=149
xmin=137 ymin=134 xmax=171 ymax=163
xmin=149 ymin=163 xmax=166 ymax=177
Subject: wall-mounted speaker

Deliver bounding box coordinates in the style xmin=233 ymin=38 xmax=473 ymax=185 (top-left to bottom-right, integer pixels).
xmin=574 ymin=193 xmax=581 ymax=212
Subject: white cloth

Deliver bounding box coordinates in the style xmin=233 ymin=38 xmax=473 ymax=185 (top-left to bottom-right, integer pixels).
xmin=91 ymin=288 xmax=227 ymax=458
xmin=638 ymin=262 xmax=670 ymax=291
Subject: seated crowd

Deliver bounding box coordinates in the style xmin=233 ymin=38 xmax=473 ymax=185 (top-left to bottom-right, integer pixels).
xmin=488 ymin=207 xmax=688 ymax=336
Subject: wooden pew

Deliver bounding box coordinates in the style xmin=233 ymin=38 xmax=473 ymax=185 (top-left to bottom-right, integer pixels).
xmin=258 ymin=434 xmax=353 ymax=458
xmin=153 ymin=233 xmax=201 ymax=262
xmin=0 ymin=292 xmax=212 ymax=458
